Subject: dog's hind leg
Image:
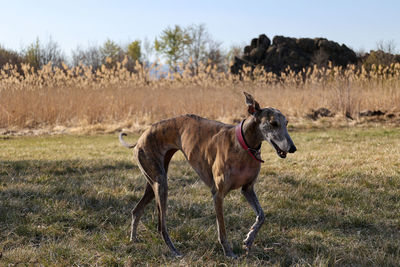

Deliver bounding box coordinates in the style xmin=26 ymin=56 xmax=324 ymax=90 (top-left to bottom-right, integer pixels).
xmin=130 ymin=182 xmax=154 ymax=241
xmin=153 ymin=179 xmax=182 ymax=256
xmin=136 ymin=148 xmax=181 ymax=256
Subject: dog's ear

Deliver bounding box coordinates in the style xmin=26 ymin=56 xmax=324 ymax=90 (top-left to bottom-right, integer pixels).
xmin=243 ymin=92 xmax=261 ymax=115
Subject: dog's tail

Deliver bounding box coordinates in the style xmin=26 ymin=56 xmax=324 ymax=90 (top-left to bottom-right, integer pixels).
xmin=119 ymin=132 xmax=137 ymax=149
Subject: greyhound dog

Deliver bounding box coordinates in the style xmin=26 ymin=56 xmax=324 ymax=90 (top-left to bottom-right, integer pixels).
xmin=119 ymin=92 xmax=296 ymax=258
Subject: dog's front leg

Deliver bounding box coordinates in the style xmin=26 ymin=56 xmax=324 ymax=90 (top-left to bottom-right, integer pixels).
xmin=241 ymin=184 xmax=265 ymax=252
xmin=212 ymin=190 xmax=237 ymax=258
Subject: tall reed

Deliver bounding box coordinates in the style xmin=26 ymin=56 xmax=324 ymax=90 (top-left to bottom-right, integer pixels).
xmin=1 ymin=60 xmax=399 ymax=129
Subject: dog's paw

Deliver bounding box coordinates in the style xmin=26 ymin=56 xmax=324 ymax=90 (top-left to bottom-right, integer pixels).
xmin=129 ymin=236 xmax=141 ymax=243
xmin=243 ymin=229 xmax=256 ymax=246
xmin=243 ymin=236 xmax=254 ymax=253
xmin=172 ymin=250 xmax=183 ymax=258
xmin=243 ymin=244 xmax=251 ymax=255
xmin=225 ymin=251 xmax=238 ymax=259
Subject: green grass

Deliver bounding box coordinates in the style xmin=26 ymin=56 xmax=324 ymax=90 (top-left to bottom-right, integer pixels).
xmin=1 ymin=127 xmax=400 ymax=266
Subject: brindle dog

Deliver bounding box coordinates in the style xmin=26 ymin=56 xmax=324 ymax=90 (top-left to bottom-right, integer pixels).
xmin=119 ymin=92 xmax=296 ymax=258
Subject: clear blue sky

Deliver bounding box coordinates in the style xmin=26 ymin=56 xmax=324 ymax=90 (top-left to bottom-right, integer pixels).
xmin=1 ymin=0 xmax=399 ymax=57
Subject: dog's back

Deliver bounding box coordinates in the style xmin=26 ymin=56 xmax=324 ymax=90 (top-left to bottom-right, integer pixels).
xmin=136 ymin=114 xmax=232 ymax=153
xmin=134 ymin=114 xmax=235 ymax=186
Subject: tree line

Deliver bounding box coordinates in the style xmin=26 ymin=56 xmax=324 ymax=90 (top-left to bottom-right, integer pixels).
xmin=2 ymin=23 xmax=398 ymax=75
xmin=0 ymin=24 xmax=241 ymax=73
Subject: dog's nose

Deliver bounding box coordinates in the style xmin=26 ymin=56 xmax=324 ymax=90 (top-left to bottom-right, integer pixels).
xmin=289 ymin=145 xmax=297 ymax=153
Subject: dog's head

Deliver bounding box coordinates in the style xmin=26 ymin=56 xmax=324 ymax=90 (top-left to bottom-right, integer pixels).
xmin=244 ymin=92 xmax=297 ymax=158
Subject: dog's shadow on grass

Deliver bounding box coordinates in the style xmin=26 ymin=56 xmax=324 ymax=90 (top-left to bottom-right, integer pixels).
xmin=1 ymin=159 xmax=141 ymax=246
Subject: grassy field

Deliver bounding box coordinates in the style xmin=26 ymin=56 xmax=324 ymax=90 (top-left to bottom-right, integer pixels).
xmin=1 ymin=126 xmax=400 ymax=266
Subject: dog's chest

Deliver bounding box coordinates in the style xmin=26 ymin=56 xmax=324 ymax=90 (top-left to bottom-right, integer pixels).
xmin=229 ymin=163 xmax=260 ymax=189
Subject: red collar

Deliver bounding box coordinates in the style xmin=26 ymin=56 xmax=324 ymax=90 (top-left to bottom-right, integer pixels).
xmin=235 ymin=120 xmax=264 ymax=163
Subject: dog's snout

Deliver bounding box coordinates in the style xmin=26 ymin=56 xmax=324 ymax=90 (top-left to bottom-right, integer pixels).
xmin=289 ymin=145 xmax=297 ymax=153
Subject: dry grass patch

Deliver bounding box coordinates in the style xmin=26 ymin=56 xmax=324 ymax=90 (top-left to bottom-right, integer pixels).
xmin=1 ymin=62 xmax=400 ymax=132
xmin=1 ymin=127 xmax=400 ymax=265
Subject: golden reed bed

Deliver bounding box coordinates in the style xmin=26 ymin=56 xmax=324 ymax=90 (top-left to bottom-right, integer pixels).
xmin=1 ymin=60 xmax=400 ymax=132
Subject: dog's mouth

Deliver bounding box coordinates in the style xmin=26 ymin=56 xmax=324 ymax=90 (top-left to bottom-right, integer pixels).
xmin=270 ymin=140 xmax=287 ymax=158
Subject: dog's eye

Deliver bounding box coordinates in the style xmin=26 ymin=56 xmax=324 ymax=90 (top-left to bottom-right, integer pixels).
xmin=270 ymin=121 xmax=278 ymax=127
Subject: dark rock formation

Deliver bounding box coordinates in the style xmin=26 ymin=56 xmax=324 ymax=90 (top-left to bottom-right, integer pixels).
xmin=231 ymin=34 xmax=358 ymax=74
xmin=307 ymin=108 xmax=335 ymax=120
xmin=359 ymin=110 xmax=386 ymax=117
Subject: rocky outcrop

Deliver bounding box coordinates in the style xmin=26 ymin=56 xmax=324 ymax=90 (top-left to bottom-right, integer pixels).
xmin=307 ymin=108 xmax=335 ymax=120
xmin=231 ymin=34 xmax=358 ymax=74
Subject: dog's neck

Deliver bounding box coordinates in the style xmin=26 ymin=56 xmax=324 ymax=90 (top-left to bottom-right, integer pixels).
xmin=242 ymin=117 xmax=263 ymax=149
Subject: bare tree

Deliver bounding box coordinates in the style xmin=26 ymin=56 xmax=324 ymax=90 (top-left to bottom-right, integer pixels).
xmin=377 ymin=40 xmax=397 ymax=54
xmin=362 ymin=40 xmax=399 ymax=68
xmin=185 ymin=23 xmax=210 ymax=74
xmin=71 ymin=44 xmax=102 ymax=70
xmin=23 ymin=37 xmax=65 ymax=70
xmin=141 ymin=37 xmax=155 ymax=67
xmin=227 ymin=44 xmax=244 ymax=64
xmin=206 ymin=39 xmax=226 ymax=72
xmin=376 ymin=40 xmax=397 ymax=66
xmin=40 ymin=37 xmax=65 ymax=68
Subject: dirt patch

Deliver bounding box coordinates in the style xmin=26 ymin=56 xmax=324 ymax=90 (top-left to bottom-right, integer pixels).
xmin=359 ymin=110 xmax=386 ymax=117
xmin=307 ymin=108 xmax=335 ymax=120
xmin=357 ymin=110 xmax=400 ymax=124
